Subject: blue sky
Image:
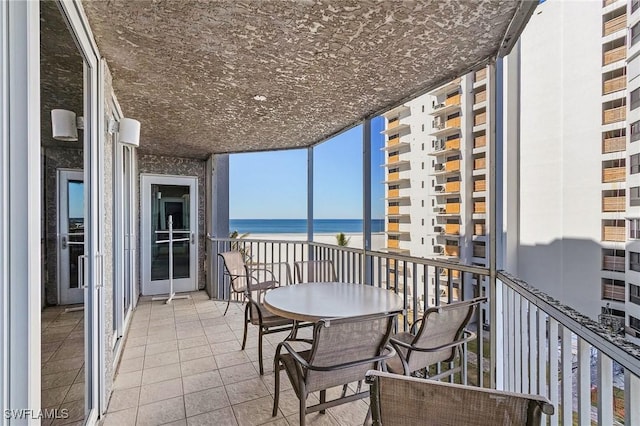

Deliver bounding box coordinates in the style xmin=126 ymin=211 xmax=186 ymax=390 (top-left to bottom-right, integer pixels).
xmin=229 ymin=117 xmax=385 ymax=219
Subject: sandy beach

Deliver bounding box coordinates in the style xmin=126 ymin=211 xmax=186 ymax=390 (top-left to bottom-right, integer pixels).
xmin=238 ymin=231 xmax=386 ymax=250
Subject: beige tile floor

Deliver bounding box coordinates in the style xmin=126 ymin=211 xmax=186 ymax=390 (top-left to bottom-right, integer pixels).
xmin=103 ymin=291 xmax=370 ymax=426
xmin=41 ymin=305 xmax=86 ymax=426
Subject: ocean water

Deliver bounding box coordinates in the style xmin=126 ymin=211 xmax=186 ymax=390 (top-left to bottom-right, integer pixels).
xmin=229 ymin=219 xmax=384 ymax=234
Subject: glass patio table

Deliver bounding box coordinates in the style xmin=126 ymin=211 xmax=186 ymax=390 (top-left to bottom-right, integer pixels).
xmin=263 ymin=281 xmax=404 ymax=322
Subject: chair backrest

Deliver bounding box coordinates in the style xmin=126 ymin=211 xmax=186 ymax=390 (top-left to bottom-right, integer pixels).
xmin=366 ymin=370 xmax=554 ymax=426
xmin=406 ymin=297 xmax=485 ymax=373
xmin=304 ymin=312 xmax=397 ymax=393
xmin=219 ymin=251 xmax=248 ymax=293
xmin=294 ymin=260 xmax=337 ymax=283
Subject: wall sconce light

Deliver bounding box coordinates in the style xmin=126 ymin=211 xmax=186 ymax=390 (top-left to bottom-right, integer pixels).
xmin=108 ymin=117 xmax=141 ymax=147
xmin=51 ymin=109 xmax=84 ymax=141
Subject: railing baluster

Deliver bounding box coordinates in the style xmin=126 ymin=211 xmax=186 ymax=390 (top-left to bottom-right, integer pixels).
xmin=561 ymin=326 xmax=573 ymax=426
xmin=529 ymin=303 xmax=538 ymax=395
xmin=624 ymin=369 xmax=640 ymax=425
xmin=577 ymin=339 xmax=591 ymax=424
xmin=520 ymin=298 xmax=529 ymax=394
xmin=597 ymin=352 xmax=613 ymax=426
xmin=506 ymin=287 xmax=514 ymax=391
xmin=548 ymin=318 xmax=559 ymax=426
xmin=513 ymin=292 xmax=521 ymax=393
xmin=537 ymin=309 xmax=547 ymax=403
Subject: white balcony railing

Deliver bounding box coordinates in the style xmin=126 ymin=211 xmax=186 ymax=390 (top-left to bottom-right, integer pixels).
xmin=209 ymin=237 xmax=640 ymax=425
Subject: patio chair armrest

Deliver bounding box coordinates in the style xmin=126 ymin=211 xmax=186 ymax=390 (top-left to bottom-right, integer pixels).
xmin=392 ymin=329 xmax=477 ymax=353
xmin=306 ymin=345 xmax=396 ymax=372
xmin=276 ymin=341 xmax=311 ymax=369
xmin=409 ymin=318 xmax=424 ymax=334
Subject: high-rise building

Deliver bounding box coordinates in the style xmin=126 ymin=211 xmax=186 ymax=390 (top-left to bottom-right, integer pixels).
xmin=381 ymin=67 xmax=491 ymax=318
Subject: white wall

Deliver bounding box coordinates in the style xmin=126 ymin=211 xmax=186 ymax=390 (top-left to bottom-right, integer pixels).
xmin=517 ymin=0 xmax=603 ymax=319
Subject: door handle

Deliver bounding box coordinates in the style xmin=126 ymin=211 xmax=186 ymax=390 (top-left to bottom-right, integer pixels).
xmin=78 ymin=255 xmax=87 ymax=289
xmin=62 ymin=235 xmax=68 ymax=249
xmin=191 ymin=232 xmax=195 ymax=244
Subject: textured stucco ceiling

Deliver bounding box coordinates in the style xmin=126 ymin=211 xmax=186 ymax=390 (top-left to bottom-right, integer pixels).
xmin=78 ymin=0 xmax=535 ymax=159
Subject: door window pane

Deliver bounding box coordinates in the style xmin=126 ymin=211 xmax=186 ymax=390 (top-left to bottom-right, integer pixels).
xmin=151 ymin=184 xmax=191 ymax=281
xmin=68 ymin=180 xmax=84 ymax=289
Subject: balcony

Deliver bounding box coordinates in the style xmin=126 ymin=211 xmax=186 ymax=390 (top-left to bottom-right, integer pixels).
xmin=444 ymin=181 xmax=461 ymax=193
xmin=474 ymin=157 xmax=486 ymax=171
xmin=603 ymin=255 xmax=625 ymax=272
xmin=474 ymin=111 xmax=487 ymax=126
xmin=431 ymin=137 xmax=461 ymax=155
xmin=474 ymin=90 xmax=487 ymax=104
xmin=603 ymin=75 xmax=626 ymax=94
xmin=445 ymin=202 xmax=461 ymax=214
xmin=603 ymin=45 xmax=626 ymax=66
xmin=603 ymin=225 xmax=625 ymax=241
xmin=434 ymin=159 xmax=461 ymax=174
xmin=474 ymin=223 xmax=486 ymax=236
xmin=154 ymin=237 xmax=640 ymax=426
xmin=602 ymin=135 xmax=626 ymax=153
xmin=475 ymin=68 xmax=487 ymax=82
xmin=445 ymin=93 xmax=461 ymax=107
xmin=472 ymin=244 xmax=486 ymax=258
xmin=474 ymin=179 xmax=486 ymax=192
xmin=602 ymin=195 xmax=625 ymax=211
xmin=602 ymin=283 xmax=626 ymax=302
xmin=474 ymin=201 xmax=486 ymax=214
xmin=444 ymin=223 xmax=460 ymax=235
xmin=603 ymin=105 xmax=626 ymax=124
xmin=474 ymin=134 xmax=486 ymax=148
xmin=603 ymin=14 xmax=627 ymax=36
xmin=602 ymin=166 xmax=625 ymax=183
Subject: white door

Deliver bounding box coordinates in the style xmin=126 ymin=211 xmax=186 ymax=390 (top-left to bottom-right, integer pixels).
xmin=141 ymin=175 xmax=198 ymax=295
xmin=58 ymin=169 xmax=85 ymax=305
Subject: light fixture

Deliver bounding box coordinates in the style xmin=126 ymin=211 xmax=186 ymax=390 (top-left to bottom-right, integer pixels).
xmin=51 ymin=109 xmax=83 ymax=141
xmin=108 ymin=117 xmax=141 ymax=147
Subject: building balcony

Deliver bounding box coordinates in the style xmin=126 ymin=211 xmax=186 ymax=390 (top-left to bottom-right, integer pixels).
xmin=603 ymin=225 xmax=625 ymax=241
xmin=474 ymin=222 xmax=486 ymax=236
xmin=603 ymin=255 xmax=625 ymax=272
xmin=474 ymin=201 xmax=486 ymax=214
xmin=382 ymin=104 xmax=410 ymax=120
xmin=431 ymin=137 xmax=461 ymax=155
xmin=603 ymin=105 xmax=626 ymax=124
xmin=603 ymin=195 xmax=625 ymax=212
xmin=381 ymin=123 xmax=410 ymax=136
xmin=474 ymin=90 xmax=487 ymax=104
xmin=474 ymin=157 xmax=486 ymax=171
xmin=602 ymin=135 xmax=626 ymax=153
xmin=603 ymin=45 xmax=626 ymax=66
xmin=603 ymin=14 xmax=626 ymax=37
xmin=434 ymin=159 xmax=461 ymax=174
xmin=474 ymin=179 xmax=486 ymax=192
xmin=474 ymin=134 xmax=486 ymax=148
xmin=474 ymin=68 xmax=487 ymax=83
xmin=603 ymin=75 xmax=626 ymax=94
xmin=474 ymin=111 xmax=487 ymax=127
xmin=602 ymin=166 xmax=625 ymax=183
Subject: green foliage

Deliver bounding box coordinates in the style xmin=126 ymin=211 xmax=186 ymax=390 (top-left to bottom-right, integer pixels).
xmin=230 ymin=230 xmax=251 ymax=262
xmin=336 ymin=232 xmax=351 ymax=247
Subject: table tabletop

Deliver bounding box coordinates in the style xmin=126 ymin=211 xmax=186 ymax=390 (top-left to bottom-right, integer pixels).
xmin=263 ymin=282 xmax=404 ymax=322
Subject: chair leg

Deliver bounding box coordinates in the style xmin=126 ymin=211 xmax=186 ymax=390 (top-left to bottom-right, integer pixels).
xmin=223 ymin=298 xmax=231 ymax=316
xmin=299 ymin=390 xmax=306 ymax=426
xmin=258 ymin=327 xmax=265 ymax=375
xmin=272 ymin=356 xmax=281 ymax=417
xmin=319 ymin=390 xmax=326 ymax=414
xmin=241 ymin=304 xmax=250 ymax=350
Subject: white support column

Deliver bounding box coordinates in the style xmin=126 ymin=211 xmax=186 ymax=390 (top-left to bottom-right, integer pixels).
xmin=307 ymin=147 xmax=314 ymax=258
xmin=0 ymin=0 xmax=42 ymax=423
xmin=362 ymin=119 xmax=372 ymax=284
xmin=210 ymin=154 xmax=229 ymax=299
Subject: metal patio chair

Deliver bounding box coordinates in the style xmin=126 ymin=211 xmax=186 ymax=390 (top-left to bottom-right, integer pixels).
xmin=293 ymin=259 xmax=337 ymax=283
xmin=386 ymin=297 xmax=486 ymax=380
xmin=219 ymin=251 xmax=297 ymax=375
xmin=366 ymin=370 xmax=554 ymax=426
xmin=272 ymin=311 xmax=399 ymax=426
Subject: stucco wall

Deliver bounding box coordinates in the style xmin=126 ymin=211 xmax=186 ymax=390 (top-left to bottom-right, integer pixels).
xmin=138 ymin=154 xmax=207 ymax=291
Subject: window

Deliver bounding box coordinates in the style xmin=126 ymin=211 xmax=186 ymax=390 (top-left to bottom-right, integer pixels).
xmin=422 ymin=105 xmax=425 ymax=113
xmin=633 ymin=21 xmax=640 ymax=46
xmin=632 ymin=88 xmax=640 ymax=111
xmin=602 ymin=278 xmax=625 ymax=302
xmin=631 ymin=251 xmax=640 ymax=271
xmin=421 ymin=142 xmax=424 ymax=150
xmin=421 ymin=162 xmax=424 ymax=170
xmin=421 ymin=238 xmax=424 ymax=245
xmin=421 ymin=181 xmax=424 ymax=188
xmin=631 ymin=187 xmax=640 ymax=206
xmin=631 ymin=219 xmax=640 ymax=239
xmin=631 ymin=284 xmax=640 ymax=305
xmin=632 ymin=154 xmax=640 ymax=174
xmin=632 ymin=121 xmax=640 ymax=143
xmin=630 ymin=316 xmax=640 ymax=333
xmin=630 ymin=55 xmax=640 ymax=82
xmin=634 ymin=0 xmax=640 ymax=13
xmin=421 ymin=124 xmax=425 ymax=132
xmin=421 ymin=218 xmax=424 ymax=226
